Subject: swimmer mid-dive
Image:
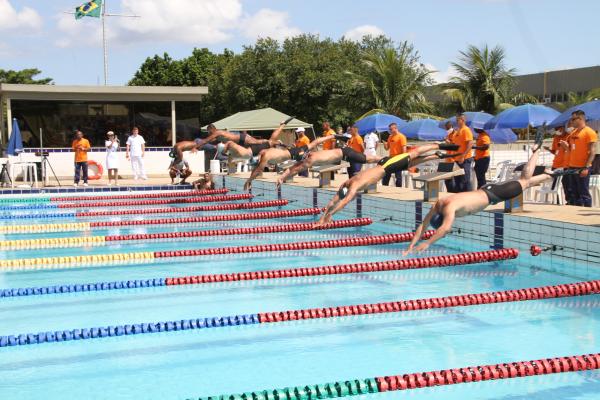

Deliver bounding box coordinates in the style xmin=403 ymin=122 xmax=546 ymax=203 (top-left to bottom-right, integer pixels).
xmin=243 ymin=135 xmax=336 ymax=191
xmin=219 ymin=117 xmax=296 ymax=164
xmin=276 ymin=126 xmax=382 ymax=189
xmin=315 ymin=143 xmax=458 ymax=226
xmin=405 ymin=133 xmax=578 ymax=253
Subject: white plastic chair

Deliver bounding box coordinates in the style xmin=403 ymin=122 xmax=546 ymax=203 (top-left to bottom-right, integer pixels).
xmin=489 ymin=160 xmax=512 ymax=183
xmin=7 ymin=154 xmax=38 ymax=187
xmin=534 ymin=175 xmax=564 ymax=205
xmin=590 ymin=175 xmax=600 ymax=208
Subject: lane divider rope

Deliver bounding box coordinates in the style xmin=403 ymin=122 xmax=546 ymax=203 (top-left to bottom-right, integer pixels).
xmin=0 ymin=249 xmax=517 ymax=299
xmin=0 ymin=279 xmax=598 ymax=348
xmin=49 ymin=188 xmax=228 ymax=202
xmin=0 ymin=218 xmax=372 ymax=250
xmin=0 ymin=189 xmax=230 ymax=211
xmin=55 ymin=193 xmax=252 ymax=209
xmin=74 ymin=199 xmax=288 ymax=218
xmin=0 ymin=208 xmax=319 ymax=234
xmin=187 ymin=352 xmax=600 ymax=400
xmin=0 ymin=231 xmax=434 ymax=270
xmin=0 ymin=200 xmax=288 ymax=220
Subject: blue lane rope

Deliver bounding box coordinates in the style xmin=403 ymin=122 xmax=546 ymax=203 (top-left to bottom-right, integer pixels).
xmin=0 ymin=212 xmax=76 ymax=220
xmin=0 ymin=204 xmax=59 ymax=211
xmin=0 ymin=313 xmax=260 ymax=347
xmin=1 ymin=278 xmax=167 ymax=298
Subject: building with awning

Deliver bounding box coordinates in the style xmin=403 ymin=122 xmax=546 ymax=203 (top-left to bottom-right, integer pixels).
xmin=0 ymin=84 xmax=208 ymax=148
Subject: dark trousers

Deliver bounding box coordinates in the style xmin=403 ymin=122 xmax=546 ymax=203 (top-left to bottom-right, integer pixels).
xmin=347 ymin=162 xmax=362 ymax=178
xmin=454 ymin=158 xmax=474 ymax=192
xmin=568 ymin=169 xmax=592 ymax=207
xmin=444 ymin=178 xmax=457 ymax=193
xmin=474 ymin=157 xmax=490 ymax=189
xmin=298 ymin=169 xmax=309 ymax=177
xmin=74 ymin=161 xmax=88 ymax=184
xmin=382 ymin=170 xmax=403 ymax=187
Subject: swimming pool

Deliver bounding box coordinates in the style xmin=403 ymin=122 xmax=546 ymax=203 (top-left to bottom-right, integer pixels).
xmin=0 ymin=187 xmax=599 ymax=400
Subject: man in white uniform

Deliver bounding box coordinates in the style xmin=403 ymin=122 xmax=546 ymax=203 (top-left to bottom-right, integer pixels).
xmin=363 ymin=131 xmax=379 ymax=170
xmin=126 ymin=127 xmax=147 ymax=180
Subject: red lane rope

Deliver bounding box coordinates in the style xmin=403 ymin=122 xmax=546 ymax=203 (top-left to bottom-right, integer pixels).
xmin=153 ymin=231 xmax=435 ymax=259
xmin=377 ymin=353 xmax=600 ymax=392
xmin=106 ymin=218 xmax=372 ymax=242
xmin=76 ymin=199 xmax=288 ymax=217
xmin=257 ymin=280 xmax=600 ymax=324
xmin=49 ymin=188 xmax=228 ymax=202
xmin=165 ymin=248 xmax=518 ymax=286
xmin=88 ymin=208 xmax=321 ymax=228
xmin=57 ymin=194 xmax=252 ymax=209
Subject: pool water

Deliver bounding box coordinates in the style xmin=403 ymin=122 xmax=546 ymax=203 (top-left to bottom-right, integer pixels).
xmin=0 ymin=193 xmax=599 ymax=400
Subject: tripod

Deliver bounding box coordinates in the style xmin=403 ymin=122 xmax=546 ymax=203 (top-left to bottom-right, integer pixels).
xmin=38 ymin=128 xmax=61 ymax=187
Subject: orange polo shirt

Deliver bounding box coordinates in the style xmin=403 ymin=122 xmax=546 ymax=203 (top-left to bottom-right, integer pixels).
xmin=550 ymin=133 xmax=570 ymax=169
xmin=295 ymin=135 xmax=310 ymax=148
xmin=445 ymin=130 xmax=457 ymax=162
xmin=568 ymin=126 xmax=598 ymax=168
xmin=454 ymin=126 xmax=474 ymax=162
xmin=387 ymin=132 xmax=407 ymax=157
xmin=348 ymin=135 xmax=364 ymax=153
xmin=322 ymin=129 xmax=335 ymax=150
xmin=71 ymin=138 xmax=91 ymax=163
xmin=474 ymin=131 xmax=491 ymax=160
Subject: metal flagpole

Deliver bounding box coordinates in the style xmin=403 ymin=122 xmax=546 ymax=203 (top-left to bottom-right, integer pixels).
xmin=102 ymin=0 xmax=108 ymax=85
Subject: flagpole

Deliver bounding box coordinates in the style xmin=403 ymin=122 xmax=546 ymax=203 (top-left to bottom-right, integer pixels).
xmin=102 ymin=0 xmax=108 ymax=85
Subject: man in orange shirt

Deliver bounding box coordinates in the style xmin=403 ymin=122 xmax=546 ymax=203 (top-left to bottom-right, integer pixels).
xmin=382 ymin=122 xmax=407 ymax=187
xmin=71 ymin=130 xmax=91 ymax=187
xmin=443 ymin=121 xmax=457 ymax=192
xmin=295 ymin=127 xmax=311 ymax=177
xmin=544 ymin=126 xmax=573 ymax=203
xmin=561 ymin=110 xmax=598 ymax=207
xmin=473 ymin=129 xmax=491 ymax=188
xmin=452 ymin=114 xmax=475 ymax=192
xmin=347 ymin=126 xmax=365 ymax=177
xmin=321 ymin=121 xmax=336 ymax=150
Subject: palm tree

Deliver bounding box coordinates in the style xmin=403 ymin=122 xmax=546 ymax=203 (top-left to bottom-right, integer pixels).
xmin=443 ymin=44 xmax=520 ymax=113
xmin=553 ymin=88 xmax=600 ymax=111
xmin=352 ymin=42 xmax=434 ymax=119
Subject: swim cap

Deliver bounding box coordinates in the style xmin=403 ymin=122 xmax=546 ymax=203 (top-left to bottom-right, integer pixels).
xmin=216 ymin=142 xmax=226 ymax=155
xmin=430 ymin=213 xmax=444 ymax=229
xmin=338 ymin=186 xmax=349 ymax=200
xmin=168 ymin=149 xmax=175 ymax=158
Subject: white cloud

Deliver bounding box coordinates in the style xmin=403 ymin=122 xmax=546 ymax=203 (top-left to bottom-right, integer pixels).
xmin=343 ymin=25 xmax=385 ymax=41
xmin=0 ymin=0 xmax=42 ymax=30
xmin=426 ymin=63 xmax=456 ymax=84
xmin=57 ymin=0 xmax=243 ymax=46
xmin=117 ymin=0 xmax=243 ymax=44
xmin=240 ymin=8 xmax=301 ymax=41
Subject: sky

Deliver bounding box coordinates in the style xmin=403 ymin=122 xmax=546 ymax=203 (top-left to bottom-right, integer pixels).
xmin=1 ymin=0 xmax=599 ymax=86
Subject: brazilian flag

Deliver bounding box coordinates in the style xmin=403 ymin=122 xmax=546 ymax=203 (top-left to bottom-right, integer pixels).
xmin=75 ymin=0 xmax=103 ymax=20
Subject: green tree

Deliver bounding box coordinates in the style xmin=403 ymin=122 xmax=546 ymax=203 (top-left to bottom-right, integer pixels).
xmin=0 ymin=68 xmax=52 ymax=84
xmin=442 ymin=44 xmax=516 ymax=113
xmin=553 ymin=88 xmax=600 ymax=111
xmin=351 ymin=41 xmax=433 ymax=119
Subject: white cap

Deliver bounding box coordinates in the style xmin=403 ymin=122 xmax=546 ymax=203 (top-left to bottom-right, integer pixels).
xmin=295 ymin=127 xmax=305 ymax=133
xmin=107 ymin=131 xmax=115 ymax=136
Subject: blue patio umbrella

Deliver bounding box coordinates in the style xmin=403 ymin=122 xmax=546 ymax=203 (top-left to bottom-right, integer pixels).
xmin=484 ymin=104 xmax=560 ymax=130
xmin=7 ymin=118 xmax=24 ymax=156
xmin=475 ymin=128 xmax=518 ymax=144
xmin=402 ymin=119 xmax=447 ymax=141
xmin=548 ymin=100 xmax=600 ymax=128
xmin=439 ymin=111 xmax=494 ymax=130
xmin=354 ymin=113 xmax=407 ymax=136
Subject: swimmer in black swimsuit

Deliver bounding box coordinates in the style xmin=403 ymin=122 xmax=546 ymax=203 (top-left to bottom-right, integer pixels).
xmin=219 ymin=117 xmax=295 ymax=163
xmin=243 ymin=135 xmax=336 ymax=191
xmin=406 ymin=142 xmax=570 ymax=253
xmin=277 ymin=127 xmax=382 ymax=188
xmin=316 ymin=143 xmax=456 ymax=226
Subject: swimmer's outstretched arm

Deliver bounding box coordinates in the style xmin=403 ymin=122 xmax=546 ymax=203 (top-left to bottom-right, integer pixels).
xmin=317 ymin=186 xmax=356 ymax=226
xmin=406 ymin=204 xmax=455 ymax=254
xmin=244 ymin=152 xmax=269 ymax=191
xmin=307 ymin=135 xmax=335 ymax=151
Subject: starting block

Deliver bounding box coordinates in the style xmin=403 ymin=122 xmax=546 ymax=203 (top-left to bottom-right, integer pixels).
xmin=413 ymin=162 xmax=464 ymax=202
xmin=311 ymin=163 xmax=349 ymax=188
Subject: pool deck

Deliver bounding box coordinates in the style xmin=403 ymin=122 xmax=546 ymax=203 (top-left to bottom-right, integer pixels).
xmin=235 ymin=171 xmax=600 ymax=227
xmin=2 ymin=173 xmax=599 ymax=227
